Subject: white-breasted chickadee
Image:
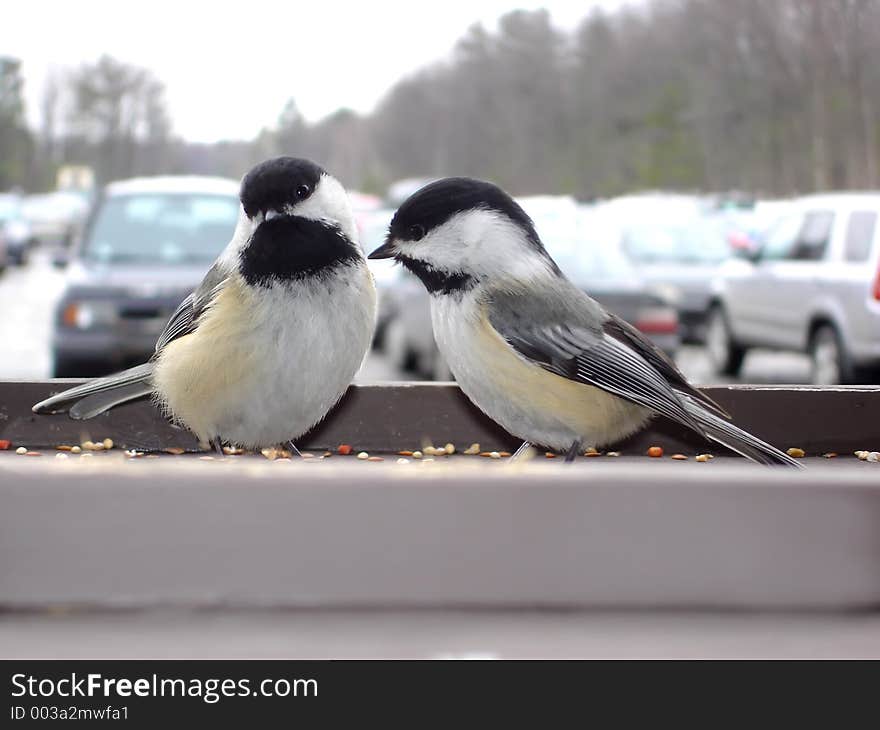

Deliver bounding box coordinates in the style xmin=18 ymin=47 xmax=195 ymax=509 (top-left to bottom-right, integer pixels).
xmin=34 ymin=157 xmax=377 ymax=452
xmin=369 ymin=177 xmax=799 ymax=466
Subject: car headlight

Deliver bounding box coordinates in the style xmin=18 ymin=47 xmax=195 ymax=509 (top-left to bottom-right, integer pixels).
xmin=5 ymin=221 xmax=29 ymax=241
xmin=651 ymin=284 xmax=683 ymax=307
xmin=61 ymin=301 xmax=118 ymax=329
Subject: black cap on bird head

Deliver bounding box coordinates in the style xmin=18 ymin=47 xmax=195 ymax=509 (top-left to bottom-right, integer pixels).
xmin=240 ymin=157 xmax=325 ymax=219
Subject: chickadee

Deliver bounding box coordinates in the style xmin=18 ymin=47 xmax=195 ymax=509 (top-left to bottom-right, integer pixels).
xmin=369 ymin=177 xmax=798 ymax=466
xmin=34 ymin=157 xmax=377 ymax=452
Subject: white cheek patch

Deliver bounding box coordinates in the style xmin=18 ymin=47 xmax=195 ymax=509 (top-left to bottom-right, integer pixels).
xmin=290 ymin=174 xmax=358 ymax=244
xmin=413 ymin=209 xmax=555 ymax=283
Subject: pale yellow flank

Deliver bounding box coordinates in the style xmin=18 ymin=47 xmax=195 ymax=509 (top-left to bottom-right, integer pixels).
xmin=463 ymin=305 xmax=650 ymax=447
xmin=152 ymin=277 xmax=261 ymax=442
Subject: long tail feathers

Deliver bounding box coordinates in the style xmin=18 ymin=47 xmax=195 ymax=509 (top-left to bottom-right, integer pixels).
xmin=678 ymin=391 xmax=803 ymax=468
xmin=32 ymin=362 xmax=155 ymax=419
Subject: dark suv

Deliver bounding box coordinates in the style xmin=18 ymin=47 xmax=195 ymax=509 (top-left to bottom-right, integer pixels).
xmin=51 ymin=176 xmax=240 ymax=376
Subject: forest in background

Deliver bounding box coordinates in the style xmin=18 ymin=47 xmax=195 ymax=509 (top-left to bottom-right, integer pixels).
xmin=1 ymin=0 xmax=879 ymax=198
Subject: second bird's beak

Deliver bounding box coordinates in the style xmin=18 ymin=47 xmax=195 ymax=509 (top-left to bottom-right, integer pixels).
xmin=368 ymin=239 xmax=398 ymax=260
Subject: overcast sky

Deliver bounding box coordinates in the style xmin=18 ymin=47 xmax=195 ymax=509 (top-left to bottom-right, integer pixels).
xmin=8 ymin=0 xmax=633 ymax=143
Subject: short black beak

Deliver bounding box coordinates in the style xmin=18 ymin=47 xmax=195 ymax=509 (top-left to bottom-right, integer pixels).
xmin=368 ymin=239 xmax=398 ymax=260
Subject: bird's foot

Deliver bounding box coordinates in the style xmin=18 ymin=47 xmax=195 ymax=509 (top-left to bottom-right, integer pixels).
xmin=209 ymin=437 xmax=224 ymax=456
xmin=564 ymin=439 xmax=583 ymax=463
xmin=511 ymin=441 xmax=533 ymax=461
xmin=286 ymin=441 xmax=304 ymax=459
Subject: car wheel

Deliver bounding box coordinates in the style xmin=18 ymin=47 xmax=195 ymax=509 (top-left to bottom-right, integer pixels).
xmin=52 ymin=356 xmax=104 ymax=378
xmin=706 ymin=306 xmax=746 ymax=376
xmin=809 ymin=325 xmax=851 ymax=386
xmin=430 ymin=351 xmax=454 ymax=382
xmin=383 ymin=317 xmax=416 ymax=372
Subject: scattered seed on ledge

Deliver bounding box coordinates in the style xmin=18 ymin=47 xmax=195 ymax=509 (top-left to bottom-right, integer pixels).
xmin=464 ymin=443 xmax=480 ymax=455
xmin=786 ymin=447 xmax=805 ymax=458
xmin=102 ymin=438 xmax=114 ymax=450
xmin=164 ymin=447 xmax=185 ymax=455
xmin=367 ymin=456 xmax=384 ymax=462
xmin=322 ymin=451 xmax=333 ymax=458
xmin=868 ymin=452 xmax=880 ymax=463
xmin=0 ymin=439 xmax=11 ymax=450
xmin=337 ymin=444 xmax=353 ymax=455
xmin=15 ymin=447 xmax=27 ymax=455
xmin=498 ymin=451 xmax=511 ymax=458
xmin=396 ymin=458 xmax=410 ymax=465
xmin=55 ymin=444 xmax=73 ymax=451
xmin=70 ymin=445 xmax=82 ymax=454
xmin=424 ymin=446 xmax=438 ymax=456
xmin=25 ymin=451 xmax=42 ymax=457
xmin=357 ymin=451 xmax=369 ymax=460
xmin=55 ymin=453 xmax=68 ymax=459
xmin=606 ymin=451 xmax=621 ymax=457
xmin=822 ymin=452 xmax=838 ymax=459
xmin=412 ymin=450 xmax=423 ymax=460
xmin=545 ymin=452 xmax=557 ymax=458
xmin=444 ymin=443 xmax=455 ymax=455
xmin=647 ymin=446 xmax=663 ymax=458
xmin=261 ymin=448 xmax=278 ymax=461
xmin=671 ymin=454 xmax=688 ymax=460
xmin=398 ymin=450 xmax=413 ymax=456
xmin=695 ymin=453 xmax=713 ymax=462
xmin=489 ymin=451 xmax=501 ymax=459
xmin=855 ymin=450 xmax=869 ymax=460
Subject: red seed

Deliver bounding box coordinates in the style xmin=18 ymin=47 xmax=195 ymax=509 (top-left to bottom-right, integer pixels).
xmin=337 ymin=444 xmax=353 ymax=455
xmin=647 ymin=446 xmax=663 ymax=458
xmin=0 ymin=439 xmax=10 ymax=450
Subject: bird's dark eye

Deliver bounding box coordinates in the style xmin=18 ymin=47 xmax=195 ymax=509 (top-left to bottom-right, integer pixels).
xmin=295 ymin=184 xmax=311 ymax=199
xmin=408 ymin=224 xmax=426 ymax=241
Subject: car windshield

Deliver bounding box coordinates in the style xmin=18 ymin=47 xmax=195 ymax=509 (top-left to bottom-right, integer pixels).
xmin=0 ymin=195 xmax=22 ymax=222
xmin=622 ymin=220 xmax=730 ymax=264
xmin=540 ymin=213 xmax=638 ymax=283
xmin=83 ymin=193 xmax=240 ymax=265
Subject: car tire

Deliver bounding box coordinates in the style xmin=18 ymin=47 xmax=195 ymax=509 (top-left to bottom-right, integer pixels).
xmin=52 ymin=356 xmax=105 ymax=378
xmin=383 ymin=317 xmax=416 ymax=373
xmin=809 ymin=325 xmax=852 ymax=386
xmin=706 ymin=305 xmax=747 ymax=376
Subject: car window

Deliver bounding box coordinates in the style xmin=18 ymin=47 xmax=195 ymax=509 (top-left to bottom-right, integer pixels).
xmin=83 ymin=193 xmax=239 ymax=265
xmin=621 ymin=220 xmax=729 ymax=264
xmin=789 ymin=210 xmax=834 ymax=261
xmin=759 ymin=213 xmax=802 ymax=260
xmin=843 ymin=211 xmax=877 ymax=263
xmin=0 ymin=196 xmax=22 ymax=222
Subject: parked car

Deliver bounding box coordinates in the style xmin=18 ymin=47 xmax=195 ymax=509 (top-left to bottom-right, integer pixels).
xmin=359 ymin=208 xmax=397 ymax=348
xmin=707 ymin=193 xmax=880 ymax=384
xmin=50 ymin=176 xmax=240 ymax=376
xmin=382 ymin=202 xmax=680 ymax=380
xmin=0 ymin=193 xmax=38 ymax=265
xmin=23 ymin=190 xmax=90 ymax=243
xmin=616 ymin=214 xmax=732 ymax=343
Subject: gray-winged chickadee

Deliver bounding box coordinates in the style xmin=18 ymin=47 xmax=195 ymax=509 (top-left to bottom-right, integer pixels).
xmin=369 ymin=177 xmax=798 ymax=466
xmin=34 ymin=157 xmax=377 ymax=452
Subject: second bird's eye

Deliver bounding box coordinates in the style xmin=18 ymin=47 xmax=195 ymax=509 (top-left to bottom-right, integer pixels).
xmin=295 ymin=184 xmax=311 ymax=199
xmin=408 ymin=224 xmax=426 ymax=241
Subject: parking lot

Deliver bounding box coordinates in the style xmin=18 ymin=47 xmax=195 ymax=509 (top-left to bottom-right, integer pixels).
xmin=0 ymin=245 xmax=813 ymax=385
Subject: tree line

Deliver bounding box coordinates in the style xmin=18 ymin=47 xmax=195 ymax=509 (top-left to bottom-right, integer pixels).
xmin=2 ymin=0 xmax=879 ymax=198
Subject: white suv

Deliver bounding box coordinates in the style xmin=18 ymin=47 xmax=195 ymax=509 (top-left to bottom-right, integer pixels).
xmin=707 ymin=193 xmax=880 ymax=384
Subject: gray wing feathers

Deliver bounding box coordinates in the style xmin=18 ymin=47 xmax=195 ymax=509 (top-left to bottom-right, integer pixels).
xmin=488 ymin=284 xmax=797 ymax=466
xmin=489 ymin=286 xmax=706 ymax=435
xmin=154 ymin=263 xmax=227 ymax=353
xmin=68 ymin=380 xmax=155 ymax=420
xmin=32 ymin=362 xmax=155 ymax=415
xmin=678 ymin=392 xmax=802 ymax=468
